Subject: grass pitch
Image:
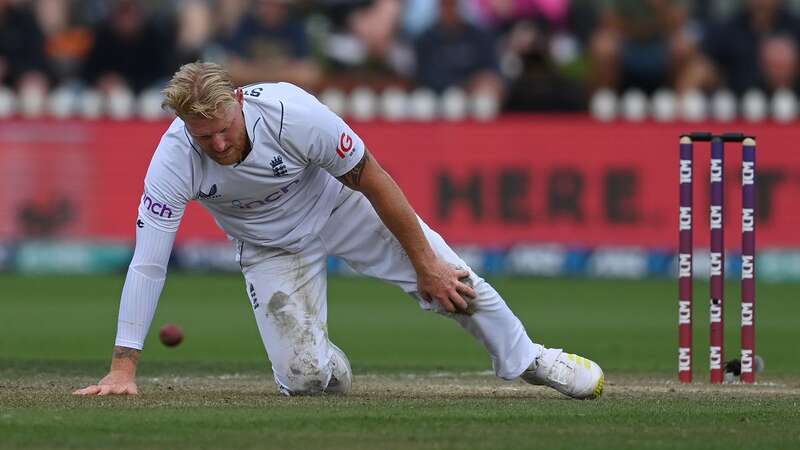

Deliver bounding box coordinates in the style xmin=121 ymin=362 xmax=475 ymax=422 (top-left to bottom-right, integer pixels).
xmin=1 ymin=274 xmax=799 ymax=449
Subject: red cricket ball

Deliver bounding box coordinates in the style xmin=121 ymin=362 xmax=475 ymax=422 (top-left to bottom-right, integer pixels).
xmin=159 ymin=323 xmax=183 ymax=347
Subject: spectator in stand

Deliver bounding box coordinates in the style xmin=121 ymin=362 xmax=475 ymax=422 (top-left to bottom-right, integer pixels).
xmin=35 ymin=0 xmax=93 ymax=85
xmin=212 ymin=0 xmax=249 ymax=41
xmin=82 ymin=0 xmax=173 ymax=93
xmin=703 ymin=0 xmax=800 ymax=94
xmin=318 ymin=0 xmax=414 ymax=90
xmin=0 ymin=0 xmax=51 ymax=90
xmin=473 ymin=0 xmax=572 ymax=29
xmin=472 ymin=0 xmax=591 ymax=111
xmin=223 ymin=0 xmax=321 ymax=90
xmin=173 ymin=0 xmax=216 ymax=65
xmin=403 ymin=0 xmax=439 ymax=37
xmin=414 ymin=0 xmax=504 ymax=98
xmin=588 ymin=0 xmax=710 ymax=93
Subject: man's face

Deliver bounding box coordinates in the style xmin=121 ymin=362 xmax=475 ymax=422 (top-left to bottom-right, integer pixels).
xmin=184 ymin=92 xmax=249 ymax=166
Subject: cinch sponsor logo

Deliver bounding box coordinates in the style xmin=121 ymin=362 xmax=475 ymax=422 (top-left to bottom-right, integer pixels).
xmin=231 ymin=179 xmax=300 ymax=209
xmin=142 ymin=194 xmax=173 ymax=218
xmin=336 ymin=132 xmax=353 ymax=158
xmin=679 ymin=159 xmax=692 ymax=184
xmin=678 ymin=348 xmax=691 ymax=371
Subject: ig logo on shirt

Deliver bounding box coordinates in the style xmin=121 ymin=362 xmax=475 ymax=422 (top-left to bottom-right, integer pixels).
xmin=336 ymin=133 xmax=353 ymax=158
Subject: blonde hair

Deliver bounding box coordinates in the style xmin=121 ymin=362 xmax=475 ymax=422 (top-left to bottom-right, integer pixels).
xmin=162 ymin=62 xmax=236 ymax=119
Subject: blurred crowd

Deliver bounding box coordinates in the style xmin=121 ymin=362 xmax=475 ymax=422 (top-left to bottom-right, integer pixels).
xmin=3 ymin=0 xmax=800 ymax=113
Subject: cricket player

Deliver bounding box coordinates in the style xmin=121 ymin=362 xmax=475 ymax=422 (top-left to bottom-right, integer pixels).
xmin=74 ymin=62 xmax=604 ymax=399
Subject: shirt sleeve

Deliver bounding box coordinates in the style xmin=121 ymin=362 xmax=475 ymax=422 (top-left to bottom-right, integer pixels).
xmin=116 ymin=127 xmax=192 ymax=349
xmin=137 ymin=129 xmax=193 ymax=232
xmin=115 ymin=217 xmax=176 ymax=350
xmin=279 ymin=87 xmax=366 ymax=178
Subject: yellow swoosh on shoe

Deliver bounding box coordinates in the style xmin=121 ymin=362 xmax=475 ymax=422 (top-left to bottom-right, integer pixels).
xmin=593 ymin=373 xmax=605 ymax=399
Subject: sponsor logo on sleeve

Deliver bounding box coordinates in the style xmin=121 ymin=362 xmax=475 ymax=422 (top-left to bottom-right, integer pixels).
xmin=336 ymin=132 xmax=354 ymax=158
xmin=142 ymin=193 xmax=174 ymax=218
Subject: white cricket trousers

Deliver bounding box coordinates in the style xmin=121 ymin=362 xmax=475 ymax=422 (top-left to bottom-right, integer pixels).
xmin=237 ymin=187 xmax=541 ymax=394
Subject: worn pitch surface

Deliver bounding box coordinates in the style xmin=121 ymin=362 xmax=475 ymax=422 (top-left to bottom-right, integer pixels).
xmin=2 ymin=275 xmax=798 ymax=449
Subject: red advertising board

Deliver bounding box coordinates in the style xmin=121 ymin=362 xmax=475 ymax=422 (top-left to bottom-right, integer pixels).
xmin=1 ymin=116 xmax=799 ymax=249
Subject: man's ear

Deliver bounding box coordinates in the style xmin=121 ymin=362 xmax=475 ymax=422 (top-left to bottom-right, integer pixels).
xmin=235 ymin=88 xmax=244 ymax=105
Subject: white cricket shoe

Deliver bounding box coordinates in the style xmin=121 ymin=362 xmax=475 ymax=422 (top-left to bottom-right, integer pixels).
xmin=521 ymin=348 xmax=604 ymax=399
xmin=325 ymin=342 xmax=352 ymax=394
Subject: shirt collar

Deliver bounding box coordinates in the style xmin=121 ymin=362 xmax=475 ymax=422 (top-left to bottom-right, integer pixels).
xmin=242 ymin=97 xmax=258 ymax=148
xmin=232 ymin=98 xmax=260 ymax=167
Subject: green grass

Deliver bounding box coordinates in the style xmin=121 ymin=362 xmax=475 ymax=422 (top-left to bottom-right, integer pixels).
xmin=1 ymin=274 xmax=799 ymax=449
xmin=3 ymin=389 xmax=799 ymax=450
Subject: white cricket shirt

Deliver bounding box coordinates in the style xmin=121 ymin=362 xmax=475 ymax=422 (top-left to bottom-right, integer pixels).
xmin=137 ymin=82 xmax=366 ymax=252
